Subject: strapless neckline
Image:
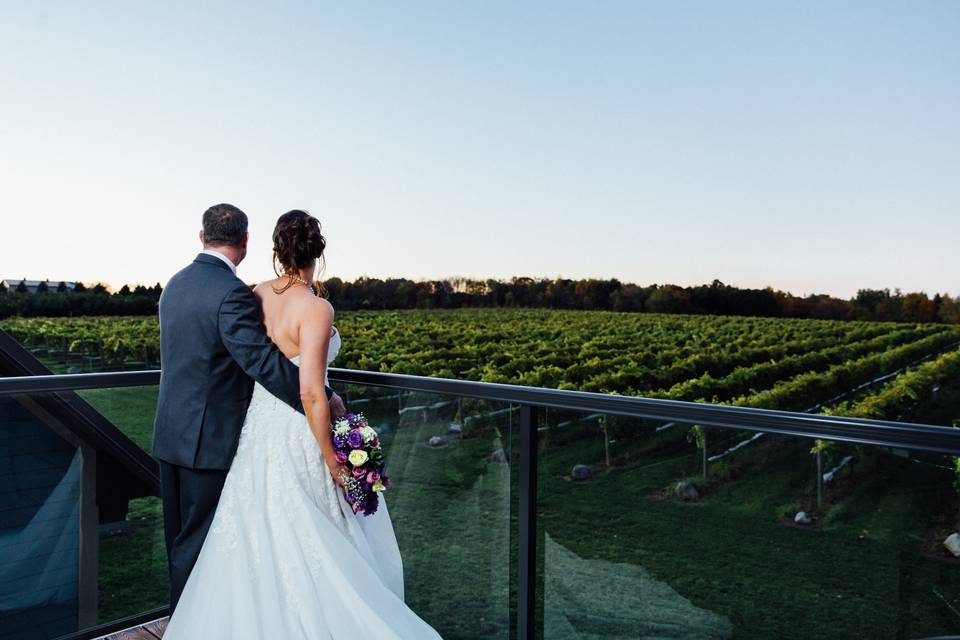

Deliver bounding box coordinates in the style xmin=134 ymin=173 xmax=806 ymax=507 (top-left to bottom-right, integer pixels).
xmin=288 ymin=326 xmax=339 ymax=367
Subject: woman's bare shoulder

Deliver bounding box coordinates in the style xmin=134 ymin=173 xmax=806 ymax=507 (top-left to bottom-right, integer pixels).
xmin=295 ymin=293 xmax=334 ymax=323
xmin=252 ymin=278 xmax=281 ymax=298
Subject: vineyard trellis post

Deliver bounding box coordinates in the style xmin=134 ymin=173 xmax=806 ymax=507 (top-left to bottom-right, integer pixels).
xmin=811 ymin=439 xmax=831 ymax=511
xmin=599 ymin=415 xmax=611 ymax=468
xmin=702 ymin=428 xmax=708 ymax=481
xmin=688 ymin=425 xmax=708 ymax=481
xmin=817 ymin=448 xmax=823 ymax=509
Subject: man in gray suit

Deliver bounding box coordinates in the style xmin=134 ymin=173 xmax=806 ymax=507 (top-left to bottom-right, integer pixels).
xmin=153 ymin=203 xmax=343 ymax=611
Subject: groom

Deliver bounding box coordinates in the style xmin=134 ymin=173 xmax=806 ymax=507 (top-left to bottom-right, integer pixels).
xmin=153 ymin=203 xmax=344 ymax=612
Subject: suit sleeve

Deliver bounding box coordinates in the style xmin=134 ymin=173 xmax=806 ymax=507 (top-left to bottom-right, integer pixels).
xmin=217 ymin=283 xmax=333 ymax=413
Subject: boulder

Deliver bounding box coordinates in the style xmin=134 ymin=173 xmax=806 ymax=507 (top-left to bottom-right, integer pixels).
xmin=944 ymin=532 xmax=960 ymax=557
xmin=571 ymin=464 xmax=593 ymax=481
xmin=428 ymin=435 xmax=445 ymax=447
xmin=794 ymin=511 xmax=813 ymax=525
xmin=675 ymin=481 xmax=699 ymax=501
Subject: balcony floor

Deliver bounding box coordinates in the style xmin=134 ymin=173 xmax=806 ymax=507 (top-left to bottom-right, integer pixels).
xmin=97 ymin=617 xmax=167 ymax=639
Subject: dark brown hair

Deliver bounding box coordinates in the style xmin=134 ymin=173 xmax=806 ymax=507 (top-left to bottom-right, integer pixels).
xmin=203 ymin=203 xmax=248 ymax=247
xmin=271 ymin=210 xmax=328 ymax=296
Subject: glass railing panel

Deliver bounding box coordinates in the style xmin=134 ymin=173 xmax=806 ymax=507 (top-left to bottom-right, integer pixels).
xmin=2 ymin=378 xmax=516 ymax=638
xmin=97 ymin=494 xmax=167 ymax=625
xmin=0 ymin=388 xmax=167 ymax=640
xmin=0 ymin=387 xmax=169 ymax=639
xmin=7 ymin=365 xmax=958 ymax=640
xmin=535 ymin=411 xmax=960 ymax=640
xmin=1 ymin=393 xmax=88 ymax=640
xmin=87 ymin=383 xmax=166 ymax=634
xmin=73 ymin=385 xmax=166 ymax=625
xmin=340 ymin=384 xmax=515 ymax=639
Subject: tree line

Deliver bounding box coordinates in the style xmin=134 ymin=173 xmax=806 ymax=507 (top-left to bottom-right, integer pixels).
xmin=1 ymin=276 xmax=958 ymax=324
xmin=0 ymin=281 xmax=164 ymax=317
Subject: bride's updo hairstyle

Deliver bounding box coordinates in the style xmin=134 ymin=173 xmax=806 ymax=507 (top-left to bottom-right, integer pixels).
xmin=271 ymin=209 xmax=328 ymax=296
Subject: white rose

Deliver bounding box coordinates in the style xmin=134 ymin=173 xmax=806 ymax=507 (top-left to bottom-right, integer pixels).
xmin=361 ymin=426 xmax=376 ymax=442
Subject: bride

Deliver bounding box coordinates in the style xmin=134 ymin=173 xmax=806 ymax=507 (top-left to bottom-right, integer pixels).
xmin=164 ymin=210 xmax=443 ymax=639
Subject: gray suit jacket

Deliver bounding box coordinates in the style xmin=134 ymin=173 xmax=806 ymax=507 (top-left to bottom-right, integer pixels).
xmin=152 ymin=253 xmax=330 ymax=469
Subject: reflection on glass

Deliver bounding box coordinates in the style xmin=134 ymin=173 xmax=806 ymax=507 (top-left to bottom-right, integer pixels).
xmin=5 ymin=370 xmax=958 ymax=639
xmin=76 ymin=386 xmax=159 ymax=452
xmin=0 ymin=389 xmax=167 ymax=640
xmin=537 ymin=412 xmax=960 ymax=639
xmin=98 ymin=496 xmax=168 ymax=623
xmin=342 ymin=384 xmax=514 ymax=639
xmin=0 ymin=394 xmax=89 ymax=639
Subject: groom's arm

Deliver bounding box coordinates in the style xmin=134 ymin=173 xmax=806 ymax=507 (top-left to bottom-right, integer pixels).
xmin=217 ymin=282 xmax=332 ymax=413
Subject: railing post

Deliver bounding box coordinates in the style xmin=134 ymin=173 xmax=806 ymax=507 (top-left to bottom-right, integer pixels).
xmin=78 ymin=444 xmax=98 ymax=629
xmin=518 ymin=403 xmax=539 ymax=640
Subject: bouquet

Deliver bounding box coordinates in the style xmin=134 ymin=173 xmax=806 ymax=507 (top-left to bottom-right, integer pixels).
xmin=331 ymin=412 xmax=391 ymax=516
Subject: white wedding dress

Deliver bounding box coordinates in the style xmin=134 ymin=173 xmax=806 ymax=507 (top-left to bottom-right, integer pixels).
xmin=164 ymin=326 xmax=444 ymax=639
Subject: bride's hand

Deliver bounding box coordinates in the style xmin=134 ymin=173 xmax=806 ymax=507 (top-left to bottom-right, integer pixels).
xmin=327 ymin=460 xmax=350 ymax=488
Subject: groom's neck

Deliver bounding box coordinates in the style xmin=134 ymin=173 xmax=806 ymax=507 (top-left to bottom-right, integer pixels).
xmin=203 ymin=244 xmax=243 ymax=267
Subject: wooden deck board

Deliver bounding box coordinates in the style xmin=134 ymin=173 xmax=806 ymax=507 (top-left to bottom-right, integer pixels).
xmin=98 ymin=617 xmax=167 ymax=640
xmin=99 ymin=630 xmax=154 ymax=640
xmin=141 ymin=619 xmax=168 ymax=637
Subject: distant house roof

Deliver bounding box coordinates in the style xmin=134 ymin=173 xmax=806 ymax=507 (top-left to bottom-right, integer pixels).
xmin=1 ymin=279 xmax=78 ymax=292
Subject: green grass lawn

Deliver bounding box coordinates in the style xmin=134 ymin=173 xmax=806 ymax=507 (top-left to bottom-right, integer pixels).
xmin=76 ymin=383 xmax=960 ymax=639
xmin=78 ymin=386 xmax=158 ymax=452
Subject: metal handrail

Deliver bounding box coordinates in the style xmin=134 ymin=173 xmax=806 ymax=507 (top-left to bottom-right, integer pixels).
xmin=3 ymin=366 xmax=960 ymax=455
xmin=0 ymin=369 xmax=160 ymax=393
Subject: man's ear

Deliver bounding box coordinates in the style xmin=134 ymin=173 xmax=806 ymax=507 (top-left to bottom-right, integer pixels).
xmin=242 ymin=231 xmax=249 ymax=249
xmin=199 ymin=230 xmax=205 ymax=245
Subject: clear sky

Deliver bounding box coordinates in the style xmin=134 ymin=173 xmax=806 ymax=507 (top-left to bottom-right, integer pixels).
xmin=1 ymin=2 xmax=957 ymax=298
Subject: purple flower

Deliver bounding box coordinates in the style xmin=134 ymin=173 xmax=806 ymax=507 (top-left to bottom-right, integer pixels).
xmin=366 ymin=470 xmax=380 ymax=484
xmin=352 ymin=465 xmax=367 ymax=477
xmin=347 ymin=430 xmax=363 ymax=448
xmin=333 ymin=434 xmax=346 ymax=449
xmin=334 ymin=450 xmax=348 ymax=464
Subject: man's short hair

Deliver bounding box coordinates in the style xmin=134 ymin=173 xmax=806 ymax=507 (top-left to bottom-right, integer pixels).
xmin=202 ymin=203 xmax=248 ymax=247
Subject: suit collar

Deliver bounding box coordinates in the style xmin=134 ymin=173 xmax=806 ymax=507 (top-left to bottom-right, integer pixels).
xmin=194 ymin=252 xmax=236 ymax=274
